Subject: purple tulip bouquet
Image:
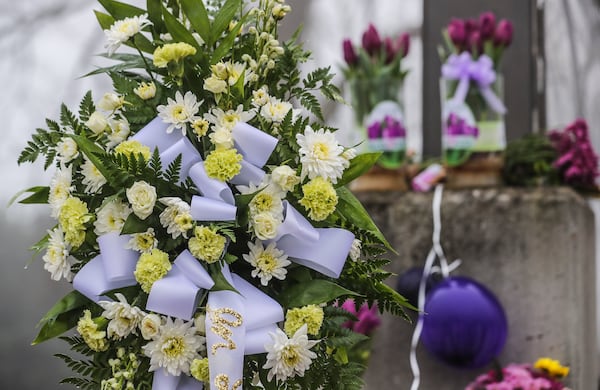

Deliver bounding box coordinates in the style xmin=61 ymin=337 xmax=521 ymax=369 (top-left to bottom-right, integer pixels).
xmin=440 ymin=12 xmax=513 ymax=166
xmin=342 ymin=24 xmax=410 ymax=169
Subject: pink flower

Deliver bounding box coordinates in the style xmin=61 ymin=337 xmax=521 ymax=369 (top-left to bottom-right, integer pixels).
xmin=493 ymin=19 xmax=514 ymax=47
xmin=479 ymin=12 xmax=497 ymax=40
xmin=362 ymin=24 xmax=382 ymax=57
xmin=343 ymin=39 xmax=358 ymax=65
xmin=340 ymin=299 xmax=381 ymax=335
xmin=447 ymin=18 xmax=467 ymax=47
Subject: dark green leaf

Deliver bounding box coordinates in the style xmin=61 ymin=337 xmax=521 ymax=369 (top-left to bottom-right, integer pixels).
xmin=211 ymin=16 xmax=246 ymax=64
xmin=211 ymin=0 xmax=242 ymax=46
xmin=17 ymin=186 xmax=50 ymax=204
xmin=70 ymin=135 xmax=112 ymax=180
xmin=146 ymin=0 xmax=166 ymax=34
xmin=32 ymin=291 xmax=90 ymax=345
xmin=209 ymin=264 xmax=239 ymax=293
xmin=180 ymin=0 xmax=211 ymax=44
xmin=162 ymin=4 xmax=202 ymax=58
xmin=98 ymin=0 xmax=146 ymax=19
xmin=279 ymin=279 xmax=360 ymax=308
xmin=121 ymin=213 xmax=149 ymax=234
xmin=336 ymin=153 xmax=381 ymax=188
xmin=94 ymin=10 xmax=114 ymax=30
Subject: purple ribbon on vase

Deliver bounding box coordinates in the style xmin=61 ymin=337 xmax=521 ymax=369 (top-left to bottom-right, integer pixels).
xmin=441 ymin=52 xmax=507 ymax=115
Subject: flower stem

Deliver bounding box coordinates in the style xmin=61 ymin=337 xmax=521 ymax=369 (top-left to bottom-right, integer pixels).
xmin=133 ymin=41 xmax=157 ymax=84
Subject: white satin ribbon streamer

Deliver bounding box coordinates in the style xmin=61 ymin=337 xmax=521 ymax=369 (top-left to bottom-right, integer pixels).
xmin=73 ymin=255 xmax=136 ymax=302
xmin=274 ymin=201 xmax=320 ymax=243
xmin=189 ymin=162 xmax=235 ymax=205
xmin=190 ymin=196 xmax=237 ymax=222
xmin=232 ymin=122 xmax=278 ymax=167
xmin=160 ymin=137 xmax=203 ymax=181
xmin=131 ymin=117 xmax=183 ymax=153
xmin=146 ymin=250 xmax=215 ymax=321
xmin=153 ymin=369 xmax=203 ymax=390
xmin=229 ymin=160 xmax=266 ymax=187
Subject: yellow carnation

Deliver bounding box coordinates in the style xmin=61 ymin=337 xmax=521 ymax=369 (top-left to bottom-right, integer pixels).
xmin=284 ymin=305 xmax=324 ymax=337
xmin=190 ymin=358 xmax=210 ymax=382
xmin=153 ymin=42 xmax=197 ymax=68
xmin=77 ymin=310 xmax=108 ymax=352
xmin=115 ymin=139 xmax=151 ymax=161
xmin=204 ymin=148 xmax=243 ymax=182
xmin=534 ymin=357 xmax=570 ymax=378
xmin=58 ymin=196 xmax=91 ymax=248
xmin=134 ymin=249 xmax=172 ymax=293
xmin=188 ymin=226 xmax=226 ymax=264
xmin=299 ymin=176 xmax=338 ymax=221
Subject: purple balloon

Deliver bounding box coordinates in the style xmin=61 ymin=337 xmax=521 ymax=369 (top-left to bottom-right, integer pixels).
xmin=395 ymin=267 xmax=439 ymax=308
xmin=421 ymin=276 xmax=508 ymax=369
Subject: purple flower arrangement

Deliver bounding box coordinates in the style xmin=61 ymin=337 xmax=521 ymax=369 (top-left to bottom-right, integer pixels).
xmin=340 ymin=299 xmax=381 ymax=336
xmin=548 ymin=119 xmax=599 ymax=190
xmin=367 ymin=115 xmax=407 ymax=150
xmin=445 ymin=113 xmax=479 ymax=138
xmin=442 ymin=113 xmax=480 ymax=167
xmin=343 ymin=24 xmax=410 ymax=69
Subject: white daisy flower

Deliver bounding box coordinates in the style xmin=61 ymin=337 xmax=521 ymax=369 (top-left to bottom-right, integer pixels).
xmin=81 ymin=157 xmax=107 ymax=194
xmin=94 ymin=199 xmax=132 ymax=235
xmin=42 ymin=227 xmax=74 ymax=281
xmin=126 ymin=228 xmax=158 ymax=253
xmin=260 ymin=97 xmax=298 ymax=123
xmin=263 ymin=324 xmax=318 ymax=382
xmin=107 ymin=118 xmax=131 ymax=148
xmin=157 ymin=91 xmax=201 ymax=135
xmin=252 ymin=86 xmax=270 ymax=107
xmin=296 ymin=126 xmax=349 ymax=184
xmin=143 ymin=317 xmax=204 ymax=376
xmin=98 ymin=293 xmax=145 ymax=340
xmin=243 ymin=240 xmax=290 ymax=286
xmin=159 ymin=197 xmax=193 ymax=239
xmin=225 ymin=61 xmax=246 ymax=86
xmin=204 ymin=105 xmax=255 ymax=130
xmin=56 ymin=137 xmax=79 ymax=164
xmin=104 ymin=14 xmax=152 ymax=56
xmin=49 ymin=164 xmax=74 ymax=218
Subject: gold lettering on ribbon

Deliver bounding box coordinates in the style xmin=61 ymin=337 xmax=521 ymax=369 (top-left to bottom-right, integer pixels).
xmin=207 ymin=305 xmax=243 ymax=355
xmin=215 ymin=374 xmax=242 ymax=390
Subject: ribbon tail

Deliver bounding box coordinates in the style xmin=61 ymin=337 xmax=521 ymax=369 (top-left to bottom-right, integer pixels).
xmin=131 ymin=117 xmax=183 ymax=153
xmin=451 ymin=76 xmax=471 ymax=107
xmin=97 ymin=232 xmax=139 ymax=282
xmin=73 ymin=255 xmax=136 ymax=303
xmin=479 ymin=86 xmax=507 ymax=115
xmin=232 ymin=122 xmax=278 ymax=167
xmin=191 ymin=196 xmax=237 ymax=222
xmin=152 ymin=370 xmax=204 ymax=390
xmin=160 ymin=137 xmax=203 ymax=182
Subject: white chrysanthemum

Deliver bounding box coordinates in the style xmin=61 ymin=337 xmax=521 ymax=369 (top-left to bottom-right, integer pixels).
xmin=143 ymin=317 xmax=204 ymax=376
xmin=126 ymin=228 xmax=158 ymax=253
xmin=296 ymin=126 xmax=349 ymax=184
xmin=107 ymin=118 xmax=131 ymax=148
xmin=56 ymin=137 xmax=79 ymax=163
xmin=349 ymin=239 xmax=362 ymax=261
xmin=105 ymin=14 xmax=152 ymax=55
xmin=226 ymin=61 xmax=246 ymax=86
xmin=157 ymin=91 xmax=201 ymax=135
xmin=42 ymin=227 xmax=74 ymax=281
xmin=94 ymin=199 xmax=132 ymax=235
xmin=49 ymin=164 xmax=74 ymax=218
xmin=238 ymin=176 xmax=285 ymax=219
xmin=263 ymin=324 xmax=318 ymax=382
xmin=134 ymin=81 xmax=156 ymax=100
xmin=208 ymin=126 xmax=234 ymax=149
xmin=98 ymin=293 xmax=145 ymax=340
xmin=342 ymin=147 xmax=357 ymax=161
xmin=81 ymin=157 xmax=107 ymax=194
xmin=251 ymin=86 xmax=270 ymax=107
xmin=204 ymin=105 xmax=255 ymax=130
xmin=243 ymin=240 xmax=290 ymax=286
xmin=260 ymin=97 xmax=297 ymax=123
xmin=159 ymin=197 xmax=193 ymax=239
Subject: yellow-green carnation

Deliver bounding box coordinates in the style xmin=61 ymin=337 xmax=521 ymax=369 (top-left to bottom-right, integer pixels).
xmin=134 ymin=249 xmax=172 ymax=293
xmin=284 ymin=305 xmax=324 ymax=337
xmin=115 ymin=139 xmax=151 ymax=161
xmin=153 ymin=42 xmax=197 ymax=68
xmin=190 ymin=358 xmax=210 ymax=382
xmin=58 ymin=196 xmax=91 ymax=248
xmin=77 ymin=310 xmax=108 ymax=352
xmin=204 ymin=148 xmax=243 ymax=182
xmin=299 ymin=176 xmax=338 ymax=221
xmin=188 ymin=226 xmax=226 ymax=264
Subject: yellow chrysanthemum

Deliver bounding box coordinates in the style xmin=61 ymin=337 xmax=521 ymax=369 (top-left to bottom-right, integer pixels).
xmin=284 ymin=305 xmax=324 ymax=337
xmin=58 ymin=196 xmax=91 ymax=248
xmin=190 ymin=358 xmax=210 ymax=382
xmin=153 ymin=42 xmax=197 ymax=68
xmin=134 ymin=249 xmax=172 ymax=293
xmin=115 ymin=139 xmax=151 ymax=161
xmin=191 ymin=118 xmax=210 ymax=138
xmin=203 ymin=148 xmax=243 ymax=182
xmin=188 ymin=226 xmax=226 ymax=264
xmin=534 ymin=357 xmax=570 ymax=378
xmin=77 ymin=310 xmax=109 ymax=352
xmin=299 ymin=176 xmax=338 ymax=221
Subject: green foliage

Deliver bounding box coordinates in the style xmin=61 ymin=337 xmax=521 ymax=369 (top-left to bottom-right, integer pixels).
xmin=503 ymin=134 xmax=559 ymax=187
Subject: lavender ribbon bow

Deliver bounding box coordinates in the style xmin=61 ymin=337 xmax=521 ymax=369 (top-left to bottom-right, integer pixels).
xmin=441 ymin=52 xmax=507 ymax=115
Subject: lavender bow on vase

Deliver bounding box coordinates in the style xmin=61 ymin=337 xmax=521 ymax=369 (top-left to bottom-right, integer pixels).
xmin=342 ymin=24 xmax=410 ymax=169
xmin=439 ymin=12 xmax=513 ymax=168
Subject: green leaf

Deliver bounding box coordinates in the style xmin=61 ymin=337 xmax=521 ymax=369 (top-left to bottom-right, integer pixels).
xmin=146 ymin=0 xmax=166 ymax=34
xmin=279 ymin=279 xmax=360 ymax=308
xmin=98 ymin=0 xmax=146 ymax=20
xmin=70 ymin=135 xmax=111 ymax=180
xmin=208 ymin=264 xmax=239 ymax=293
xmin=211 ymin=16 xmax=246 ymax=64
xmin=8 ymin=186 xmax=49 ymax=206
xmin=94 ymin=10 xmax=114 ymax=30
xmin=121 ymin=213 xmax=148 ymax=234
xmin=211 ymin=0 xmax=242 ymax=46
xmin=162 ymin=4 xmax=202 ymax=58
xmin=180 ymin=0 xmax=211 ymax=44
xmin=32 ymin=291 xmax=90 ymax=345
xmin=336 ymin=186 xmax=394 ymax=252
xmin=336 ymin=153 xmax=381 ymax=188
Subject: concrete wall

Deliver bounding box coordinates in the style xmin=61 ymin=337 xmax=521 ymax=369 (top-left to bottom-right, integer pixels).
xmin=359 ymin=187 xmax=597 ymax=389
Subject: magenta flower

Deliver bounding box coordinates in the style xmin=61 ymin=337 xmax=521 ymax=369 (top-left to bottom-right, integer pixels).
xmin=397 ymin=33 xmax=410 ymax=58
xmin=367 ymin=121 xmax=382 ymax=139
xmin=340 ymin=299 xmax=381 ymax=335
xmin=362 ymin=23 xmax=382 ymax=56
xmin=445 ymin=113 xmax=479 ymax=137
xmin=447 ymin=18 xmax=467 ymax=48
xmin=493 ymin=19 xmax=514 ymax=47
xmin=469 ymin=30 xmax=483 ymax=55
xmin=479 ymin=11 xmax=497 ymax=40
xmin=384 ymin=37 xmax=396 ymax=64
xmin=343 ymin=39 xmax=358 ymax=66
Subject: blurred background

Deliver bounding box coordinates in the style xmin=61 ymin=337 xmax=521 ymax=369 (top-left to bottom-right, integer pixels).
xmin=2 ymin=0 xmax=600 ymax=388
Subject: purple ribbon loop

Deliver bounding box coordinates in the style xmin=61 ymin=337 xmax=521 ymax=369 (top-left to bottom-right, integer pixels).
xmin=441 ymin=53 xmax=507 ymax=114
xmin=152 ymin=370 xmax=203 ymax=390
xmin=274 ymin=201 xmax=320 ymax=243
xmin=188 ymin=162 xmax=235 ymax=205
xmin=146 ymin=250 xmax=215 ymax=321
xmin=229 ymin=159 xmax=266 ymax=186
xmin=131 ymin=117 xmax=183 ymax=153
xmin=73 ymin=255 xmax=137 ymax=303
xmin=190 ymin=196 xmax=237 ymax=222
xmin=159 ymin=137 xmax=203 ymax=182
xmin=232 ymin=122 xmax=278 ymax=167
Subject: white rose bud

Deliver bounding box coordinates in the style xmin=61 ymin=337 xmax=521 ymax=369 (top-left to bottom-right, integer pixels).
xmin=203 ymin=76 xmax=228 ymax=94
xmin=272 ymin=165 xmax=300 ymax=192
xmin=211 ymin=62 xmax=228 ymax=79
xmin=140 ymin=313 xmax=161 ymax=340
xmin=194 ymin=314 xmax=206 ymax=335
xmin=209 ymin=127 xmax=234 ymax=149
xmin=126 ymin=181 xmax=157 ymax=220
xmin=56 ymin=137 xmax=79 ymax=163
xmin=133 ymin=82 xmax=156 ymax=100
xmin=349 ymin=239 xmax=362 ymax=261
xmin=98 ymin=92 xmax=124 ymax=111
xmin=252 ymin=212 xmax=279 ymax=240
xmin=85 ymin=111 xmax=109 ymax=135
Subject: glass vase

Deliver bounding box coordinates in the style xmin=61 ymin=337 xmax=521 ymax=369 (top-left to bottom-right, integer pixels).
xmin=440 ymin=76 xmax=506 ymax=167
xmin=349 ymin=75 xmax=406 ymax=170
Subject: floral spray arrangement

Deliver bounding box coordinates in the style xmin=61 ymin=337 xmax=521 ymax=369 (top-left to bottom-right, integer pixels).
xmin=15 ymin=0 xmax=412 ymax=389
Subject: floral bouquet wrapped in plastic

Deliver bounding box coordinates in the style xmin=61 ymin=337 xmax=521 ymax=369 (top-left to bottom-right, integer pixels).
xmin=15 ymin=1 xmax=411 ymax=389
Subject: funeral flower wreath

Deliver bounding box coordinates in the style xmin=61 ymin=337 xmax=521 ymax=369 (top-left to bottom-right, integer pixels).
xmin=16 ymin=0 xmax=411 ymax=389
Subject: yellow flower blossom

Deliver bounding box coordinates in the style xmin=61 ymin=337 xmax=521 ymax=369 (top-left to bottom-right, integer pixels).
xmin=284 ymin=305 xmax=324 ymax=337
xmin=153 ymin=42 xmax=197 ymax=68
xmin=188 ymin=226 xmax=226 ymax=264
xmin=299 ymin=176 xmax=338 ymax=221
xmin=77 ymin=310 xmax=109 ymax=352
xmin=534 ymin=357 xmax=570 ymax=378
xmin=134 ymin=249 xmax=172 ymax=293
xmin=190 ymin=358 xmax=210 ymax=382
xmin=58 ymin=196 xmax=91 ymax=248
xmin=115 ymin=140 xmax=151 ymax=161
xmin=204 ymin=148 xmax=243 ymax=182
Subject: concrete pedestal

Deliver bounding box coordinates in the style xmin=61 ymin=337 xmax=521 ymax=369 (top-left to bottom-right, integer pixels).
xmin=359 ymin=187 xmax=597 ymax=389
